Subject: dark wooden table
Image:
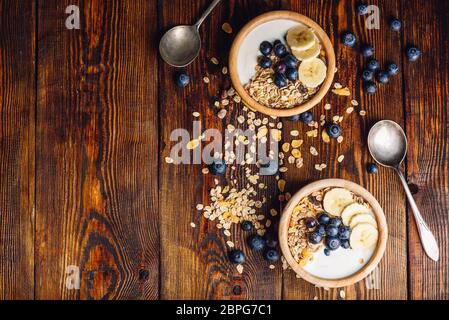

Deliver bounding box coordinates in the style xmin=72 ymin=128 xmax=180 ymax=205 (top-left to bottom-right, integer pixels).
xmin=0 ymin=0 xmax=448 ymax=300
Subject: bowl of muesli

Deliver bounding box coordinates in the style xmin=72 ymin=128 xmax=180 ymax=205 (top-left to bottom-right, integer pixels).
xmin=229 ymin=11 xmax=336 ymax=117
xmin=279 ymin=179 xmax=388 ymax=288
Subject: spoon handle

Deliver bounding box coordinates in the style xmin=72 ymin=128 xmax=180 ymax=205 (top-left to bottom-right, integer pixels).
xmin=395 ymin=168 xmax=440 ymax=261
xmin=195 ymin=0 xmax=222 ymax=29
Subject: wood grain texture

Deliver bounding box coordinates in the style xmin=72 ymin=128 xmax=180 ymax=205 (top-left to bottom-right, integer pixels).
xmin=279 ymin=0 xmax=407 ymax=300
xmin=402 ymin=0 xmax=449 ymax=300
xmin=36 ymin=0 xmax=159 ymax=299
xmin=0 ymin=0 xmax=35 ymax=300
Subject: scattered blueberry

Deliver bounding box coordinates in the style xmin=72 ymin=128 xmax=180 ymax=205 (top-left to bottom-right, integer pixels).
xmin=324 ymin=248 xmax=331 ymax=256
xmin=247 ymin=234 xmax=265 ymax=251
xmin=356 ymin=3 xmax=368 ymax=15
xmin=241 ymin=221 xmax=253 ymax=232
xmin=338 ymin=226 xmax=351 ymax=240
xmin=329 ymin=217 xmax=342 ymax=228
xmin=263 ymin=249 xmax=280 ymax=263
xmin=389 ymin=18 xmax=401 ymax=31
xmin=361 ymin=69 xmax=374 ymax=81
xmin=229 ymin=250 xmax=245 ymax=264
xmin=316 ymin=225 xmax=326 ymax=236
xmin=299 ymin=111 xmax=313 ymax=124
xmin=326 ymin=123 xmax=342 ymax=139
xmin=264 ymin=233 xmax=278 ymax=248
xmin=377 ymin=71 xmax=390 ymax=84
xmin=367 ymin=163 xmax=378 ymax=174
xmin=367 ymin=58 xmax=380 ymax=71
xmin=386 ymin=63 xmax=399 ymax=76
xmin=275 ymin=62 xmax=287 ymax=74
xmin=361 ymin=44 xmax=375 ymax=57
xmin=318 ymin=213 xmax=330 ymax=225
xmin=283 ymin=54 xmax=298 ymax=68
xmin=288 ymin=114 xmax=301 ymax=121
xmin=326 ymin=237 xmax=341 ymax=251
xmin=175 ymin=72 xmax=190 ymax=87
xmin=274 ymin=72 xmax=287 ymax=88
xmin=305 ymin=217 xmax=318 ymax=229
xmin=326 ymin=225 xmax=339 ymax=237
xmin=363 ymin=81 xmax=377 ymax=94
xmin=260 ymin=41 xmax=273 ymax=56
xmin=308 ymin=232 xmax=323 ymax=245
xmin=274 ymin=42 xmax=287 ymax=57
xmin=285 ymin=68 xmax=299 ymax=81
xmin=341 ymin=239 xmax=350 ymax=249
xmin=341 ymin=31 xmax=357 ymax=47
xmin=406 ymin=46 xmax=421 ymax=62
xmin=258 ymin=56 xmax=272 ymax=69
xmin=259 ymin=160 xmax=278 ymax=176
xmin=208 ymin=159 xmax=226 ymax=175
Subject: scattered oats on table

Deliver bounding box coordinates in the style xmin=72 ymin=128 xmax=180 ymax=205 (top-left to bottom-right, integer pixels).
xmin=203 ymin=76 xmax=210 ymax=84
xmin=359 ymin=110 xmax=367 ymax=116
xmin=165 ymin=157 xmax=174 ymax=164
xmin=202 ymin=168 xmax=209 ymax=174
xmin=190 ymin=222 xmax=196 ymax=228
xmin=337 ymin=155 xmax=345 ymax=163
xmin=222 ymin=22 xmax=233 ymax=34
xmin=236 ymin=264 xmax=244 ymax=274
xmin=210 ymin=57 xmax=219 ymax=65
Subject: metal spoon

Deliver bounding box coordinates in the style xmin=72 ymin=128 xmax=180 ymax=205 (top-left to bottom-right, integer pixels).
xmin=368 ymin=120 xmax=439 ymax=261
xmin=159 ymin=0 xmax=222 ymax=67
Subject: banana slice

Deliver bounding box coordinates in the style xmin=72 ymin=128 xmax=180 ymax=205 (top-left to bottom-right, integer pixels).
xmin=286 ymin=26 xmax=316 ymax=51
xmin=298 ymin=58 xmax=327 ymax=88
xmin=341 ymin=203 xmax=373 ymax=226
xmin=323 ymin=188 xmax=354 ymax=217
xmin=349 ymin=213 xmax=377 ymax=229
xmin=292 ymin=42 xmax=321 ymax=61
xmin=350 ymin=223 xmax=379 ymax=249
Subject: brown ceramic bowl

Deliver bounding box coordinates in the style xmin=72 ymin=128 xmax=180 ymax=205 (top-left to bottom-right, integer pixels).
xmin=279 ymin=179 xmax=388 ymax=288
xmin=229 ymin=11 xmax=336 ymax=117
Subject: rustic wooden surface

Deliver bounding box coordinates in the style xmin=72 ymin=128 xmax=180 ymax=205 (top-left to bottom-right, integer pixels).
xmin=0 ymin=0 xmax=447 ymax=300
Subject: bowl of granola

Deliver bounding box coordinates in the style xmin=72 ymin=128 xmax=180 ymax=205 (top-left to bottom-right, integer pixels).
xmin=279 ymin=179 xmax=388 ymax=288
xmin=229 ymin=11 xmax=336 ymax=117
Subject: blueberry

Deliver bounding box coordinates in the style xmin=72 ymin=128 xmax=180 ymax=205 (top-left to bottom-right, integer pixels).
xmin=274 ymin=42 xmax=287 ymax=57
xmin=326 ymin=225 xmax=339 ymax=237
xmin=363 ymin=81 xmax=377 ymax=94
xmin=367 ymin=163 xmax=378 ymax=174
xmin=274 ymin=72 xmax=287 ymax=88
xmin=389 ymin=18 xmax=401 ymax=31
xmin=308 ymin=232 xmax=322 ymax=245
xmin=361 ymin=44 xmax=375 ymax=57
xmin=259 ymin=160 xmax=278 ymax=176
xmin=273 ymin=39 xmax=282 ymax=47
xmin=386 ymin=63 xmax=399 ymax=76
xmin=326 ymin=123 xmax=342 ymax=139
xmin=241 ymin=221 xmax=253 ymax=232
xmin=175 ymin=72 xmax=190 ymax=87
xmin=341 ymin=239 xmax=350 ymax=249
xmin=283 ymin=54 xmax=298 ymax=68
xmin=275 ymin=62 xmax=287 ymax=74
xmin=229 ymin=249 xmax=245 ymax=264
xmin=406 ymin=46 xmax=421 ymax=61
xmin=247 ymin=234 xmax=265 ymax=251
xmin=318 ymin=213 xmax=330 ymax=225
xmin=324 ymin=248 xmax=331 ymax=256
xmin=326 ymin=237 xmax=341 ymax=251
xmin=299 ymin=111 xmax=313 ymax=124
xmin=361 ymin=69 xmax=374 ymax=81
xmin=263 ymin=249 xmax=280 ymax=263
xmin=208 ymin=159 xmax=226 ymax=175
xmin=316 ymin=225 xmax=326 ymax=236
xmin=260 ymin=41 xmax=273 ymax=56
xmin=285 ymin=68 xmax=298 ymax=81
xmin=288 ymin=114 xmax=301 ymax=121
xmin=329 ymin=217 xmax=342 ymax=228
xmin=367 ymin=58 xmax=380 ymax=71
xmin=377 ymin=71 xmax=390 ymax=84
xmin=264 ymin=233 xmax=278 ymax=248
xmin=338 ymin=226 xmax=351 ymax=240
xmin=305 ymin=217 xmax=318 ymax=229
xmin=258 ymin=56 xmax=272 ymax=69
xmin=356 ymin=3 xmax=369 ymax=15
xmin=341 ymin=31 xmax=356 ymax=47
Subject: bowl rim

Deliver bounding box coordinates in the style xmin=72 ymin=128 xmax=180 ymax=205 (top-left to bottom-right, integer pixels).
xmin=278 ymin=179 xmax=388 ymax=288
xmin=229 ymin=10 xmax=336 ymax=117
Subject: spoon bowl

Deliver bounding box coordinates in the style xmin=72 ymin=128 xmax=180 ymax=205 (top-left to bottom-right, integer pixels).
xmin=159 ymin=26 xmax=201 ymax=67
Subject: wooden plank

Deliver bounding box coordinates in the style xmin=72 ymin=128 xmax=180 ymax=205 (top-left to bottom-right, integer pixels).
xmin=159 ymin=0 xmax=283 ymax=299
xmin=280 ymin=0 xmax=407 ymax=299
xmin=402 ymin=0 xmax=449 ymax=300
xmin=0 ymin=0 xmax=35 ymax=300
xmin=36 ymin=0 xmax=159 ymax=299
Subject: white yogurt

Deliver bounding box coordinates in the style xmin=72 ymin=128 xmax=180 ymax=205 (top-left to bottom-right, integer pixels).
xmin=237 ymin=19 xmax=305 ymax=84
xmin=303 ymin=247 xmax=375 ymax=280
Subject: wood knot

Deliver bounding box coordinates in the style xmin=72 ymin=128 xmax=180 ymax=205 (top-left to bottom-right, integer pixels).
xmin=408 ymin=183 xmax=419 ymax=195
xmin=138 ymin=269 xmax=149 ymax=282
xmin=232 ymin=285 xmax=242 ymax=295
